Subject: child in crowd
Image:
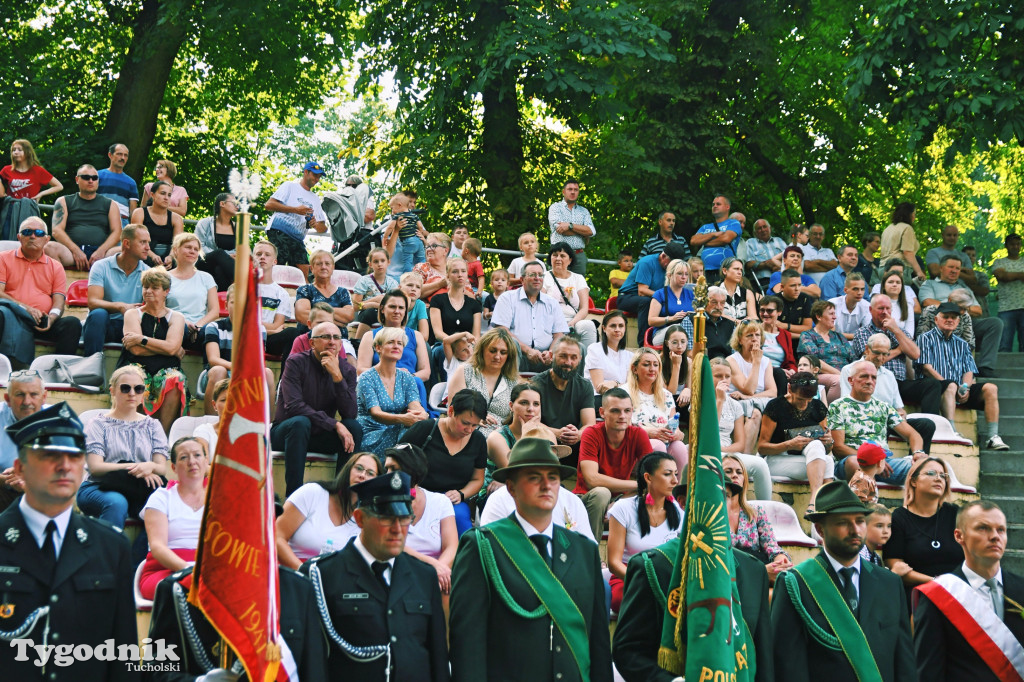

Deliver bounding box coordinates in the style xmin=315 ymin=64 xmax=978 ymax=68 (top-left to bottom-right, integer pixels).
xmin=507 ymin=232 xmax=545 ymax=288
xmin=687 ymin=256 xmax=705 ymax=285
xmin=352 ymin=248 xmax=400 ymax=341
xmin=450 ymin=224 xmax=469 ymax=258
xmin=195 ymin=378 xmax=230 ymax=455
xmin=797 ymin=355 xmax=828 ymax=403
xmin=482 ymin=269 xmax=508 ymax=331
xmin=401 ymin=271 xmax=430 ymax=341
xmin=252 ymin=240 xmax=300 ymax=361
xmin=848 ymin=441 xmax=885 ymax=504
xmin=462 ymin=238 xmax=485 ymax=296
xmin=609 ymin=250 xmax=633 ymax=298
xmin=860 ymin=503 xmax=891 ymax=567
xmin=383 ymin=192 xmax=427 ymax=272
xmin=441 ymin=331 xmax=475 ymax=399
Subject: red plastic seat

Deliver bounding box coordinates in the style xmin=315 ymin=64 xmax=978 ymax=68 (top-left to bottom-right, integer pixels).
xmin=218 ymin=291 xmax=229 ymax=317
xmin=588 ymin=296 xmax=606 ymax=315
xmin=644 ymin=326 xmax=663 ymax=351
xmin=605 ymin=295 xmax=635 ymax=318
xmin=66 ymin=279 xmax=89 ymax=307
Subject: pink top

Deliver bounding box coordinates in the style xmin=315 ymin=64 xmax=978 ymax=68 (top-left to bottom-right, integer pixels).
xmin=144 ymin=182 xmax=189 ymax=208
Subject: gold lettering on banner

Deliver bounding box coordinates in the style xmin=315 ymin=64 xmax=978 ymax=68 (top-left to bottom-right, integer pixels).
xmin=224 ymin=377 xmax=265 ymax=415
xmin=240 ymin=601 xmax=268 ymax=656
xmin=698 ymin=668 xmax=738 ymax=682
xmin=203 ymin=521 xmax=263 ymax=577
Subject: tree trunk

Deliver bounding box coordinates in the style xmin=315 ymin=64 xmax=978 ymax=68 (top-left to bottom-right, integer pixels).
xmin=101 ymin=0 xmax=189 ymax=181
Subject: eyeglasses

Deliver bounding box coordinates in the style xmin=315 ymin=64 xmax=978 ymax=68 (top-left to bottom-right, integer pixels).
xmin=759 ymin=308 xmax=778 ymax=315
xmin=312 ymin=334 xmax=343 ymax=341
xmin=351 ymin=463 xmax=376 ymax=476
xmin=20 ymin=228 xmax=46 ymax=238
xmin=523 ymin=272 xmax=545 ymax=278
xmin=919 ymin=470 xmax=950 ymax=480
xmin=425 ymin=244 xmax=444 ymax=251
xmin=865 ymin=348 xmax=888 ymax=356
xmin=77 ymin=174 xmax=99 ymax=181
xmin=9 ymin=369 xmax=41 ymax=382
xmin=119 ymin=384 xmax=146 ymax=395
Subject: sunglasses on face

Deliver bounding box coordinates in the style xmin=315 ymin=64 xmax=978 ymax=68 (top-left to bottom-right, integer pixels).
xmin=119 ymin=383 xmax=146 ymax=395
xmin=759 ymin=308 xmax=778 ymax=315
xmin=78 ymin=174 xmax=99 ymax=181
xmin=20 ymin=228 xmax=46 ymax=237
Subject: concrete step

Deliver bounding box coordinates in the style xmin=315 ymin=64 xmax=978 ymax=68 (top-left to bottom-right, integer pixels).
xmin=1009 ymin=525 xmax=1024 ymax=551
xmin=979 ymin=472 xmax=1021 ymax=497
xmin=982 ymin=378 xmax=1024 ymax=398
xmin=1003 ymin=549 xmax=1024 ymax=576
xmin=980 ymin=450 xmax=1024 ymax=474
xmin=986 ymin=496 xmax=1024 ymax=520
xmin=978 ymin=414 xmax=1024 ymax=439
xmin=994 ymin=397 xmax=1024 ymax=416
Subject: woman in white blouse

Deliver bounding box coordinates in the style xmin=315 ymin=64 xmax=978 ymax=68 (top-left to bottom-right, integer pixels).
xmin=542 ymin=243 xmax=596 ymax=348
xmin=139 ymin=437 xmax=208 ymax=599
xmin=383 ymin=444 xmax=457 ymax=595
xmin=274 ymin=452 xmax=380 ymax=568
xmin=585 ymin=311 xmax=631 ymax=409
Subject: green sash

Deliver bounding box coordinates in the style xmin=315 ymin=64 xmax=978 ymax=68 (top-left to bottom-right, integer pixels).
xmin=477 ymin=517 xmax=591 ymax=680
xmin=788 ymin=558 xmax=884 ymax=682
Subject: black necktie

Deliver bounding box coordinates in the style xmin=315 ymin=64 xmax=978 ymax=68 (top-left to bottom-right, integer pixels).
xmin=41 ymin=521 xmax=57 ymax=580
xmin=530 ymin=535 xmax=551 ymax=568
xmin=839 ymin=566 xmax=859 ymax=616
xmin=372 ymin=561 xmax=390 ymax=592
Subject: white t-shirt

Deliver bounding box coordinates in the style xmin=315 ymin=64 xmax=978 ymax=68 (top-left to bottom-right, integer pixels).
xmin=480 ymin=487 xmax=595 ymax=544
xmin=542 ymin=271 xmax=588 ymax=320
xmin=584 ymin=342 xmax=632 ymax=389
xmin=507 ymin=257 xmax=545 ymax=279
xmin=719 ymin=396 xmax=743 ymax=448
xmin=141 ymin=485 xmax=204 ymax=550
xmin=194 ymin=422 xmax=218 ymax=456
xmin=286 ymin=483 xmax=360 ymax=561
xmin=267 ymin=181 xmax=327 ymax=241
xmin=729 ymin=352 xmax=771 ymax=394
xmin=258 ymin=282 xmax=295 ymax=324
xmin=405 ymin=490 xmax=455 ymax=559
xmin=168 ymin=270 xmax=217 ymax=325
xmin=442 ymin=358 xmax=465 ymax=400
xmin=608 ymin=496 xmax=683 ymax=564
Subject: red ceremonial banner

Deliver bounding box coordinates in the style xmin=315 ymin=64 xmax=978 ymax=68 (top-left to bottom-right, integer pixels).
xmin=189 ymin=263 xmax=285 ymax=682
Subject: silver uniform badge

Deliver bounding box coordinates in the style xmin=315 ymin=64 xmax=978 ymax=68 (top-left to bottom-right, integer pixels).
xmin=76 ymin=528 xmax=88 ymax=543
xmin=390 ymin=472 xmax=402 ymax=490
xmin=4 ymin=528 xmax=18 ymax=543
xmin=560 ymin=553 xmax=567 ymax=563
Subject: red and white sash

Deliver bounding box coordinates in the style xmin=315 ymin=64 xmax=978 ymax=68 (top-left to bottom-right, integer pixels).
xmin=917 ymin=573 xmax=1024 ymax=682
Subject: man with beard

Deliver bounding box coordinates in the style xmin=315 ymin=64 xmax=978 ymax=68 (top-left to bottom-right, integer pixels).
xmin=771 ymin=481 xmax=916 ymax=682
xmin=529 ymin=337 xmax=595 ymax=465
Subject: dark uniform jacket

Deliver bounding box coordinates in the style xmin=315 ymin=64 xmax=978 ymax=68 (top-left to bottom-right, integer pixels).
xmin=0 ymin=504 xmax=138 ymax=681
xmin=449 ymin=515 xmax=613 ymax=682
xmin=299 ymin=537 xmax=449 ymax=682
xmin=913 ymin=565 xmax=1024 ymax=682
xmin=145 ymin=566 xmax=327 ymax=681
xmin=771 ymin=552 xmax=916 ymax=682
xmin=612 ymin=540 xmax=774 ymax=682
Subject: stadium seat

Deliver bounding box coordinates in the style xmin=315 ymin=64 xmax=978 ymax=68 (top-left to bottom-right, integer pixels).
xmin=428 ymin=382 xmax=447 ymax=412
xmin=66 ymin=279 xmax=89 ymax=307
xmin=749 ymin=500 xmax=817 ymax=547
xmin=77 ymin=408 xmax=108 ymax=426
xmin=169 ymin=415 xmax=218 ymax=446
xmin=331 ymin=270 xmax=362 ymax=291
xmin=588 ymin=296 xmax=606 ymax=315
xmin=29 ymin=354 xmax=105 ymax=393
xmin=0 ymin=354 xmax=11 ymax=386
xmin=643 ymin=326 xmax=662 ymax=351
xmin=133 ymin=561 xmax=153 ymax=611
xmin=272 ymin=265 xmax=306 ymax=289
xmin=605 ymin=295 xmax=634 ymax=318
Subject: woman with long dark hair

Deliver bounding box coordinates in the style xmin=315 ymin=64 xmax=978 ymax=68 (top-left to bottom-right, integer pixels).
xmin=194 ymin=192 xmax=238 ymax=291
xmin=660 ymin=324 xmax=691 ymax=407
xmin=585 ymin=310 xmax=631 ymax=409
xmin=130 ymin=180 xmax=184 ymax=266
xmin=606 ymin=452 xmax=681 ymax=612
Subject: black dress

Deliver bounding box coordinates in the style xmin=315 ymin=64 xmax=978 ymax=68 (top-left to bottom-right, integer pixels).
xmin=886 ymin=501 xmax=961 ymax=598
xmin=117 ymin=310 xmax=182 ymax=376
xmin=762 ymin=396 xmax=828 ymax=454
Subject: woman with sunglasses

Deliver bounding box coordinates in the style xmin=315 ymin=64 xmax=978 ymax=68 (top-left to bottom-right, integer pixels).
xmin=140 ymin=159 xmax=189 ymax=216
xmin=356 ymin=326 xmax=430 ymax=458
xmin=117 ymin=267 xmax=188 ymax=434
xmin=275 ymin=451 xmax=380 ymax=569
xmin=412 ymin=232 xmax=452 ymax=302
xmin=885 ymin=457 xmax=961 ymax=596
xmin=356 ymin=290 xmax=431 ymax=383
xmin=130 ymin=180 xmax=184 ymax=267
xmin=755 ymin=295 xmax=798 ymax=392
xmin=723 ymin=454 xmax=792 ymax=583
xmin=78 ymin=365 xmax=168 ymax=530
xmin=383 ymin=444 xmax=458 ymax=595
xmin=194 ymin=192 xmax=239 ymax=291
xmin=796 ymin=299 xmax=856 ymax=403
xmin=0 ymin=138 xmax=62 ymax=201
xmin=757 ymin=371 xmax=833 ymax=517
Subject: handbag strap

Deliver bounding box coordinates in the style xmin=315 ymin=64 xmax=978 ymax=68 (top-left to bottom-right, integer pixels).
xmin=550 ymin=274 xmax=578 ymax=314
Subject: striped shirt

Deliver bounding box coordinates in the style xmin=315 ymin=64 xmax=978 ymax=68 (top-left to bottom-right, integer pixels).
xmin=918 ymin=327 xmax=977 ymax=382
xmin=547 ymin=201 xmax=595 ymax=251
xmin=639 ymin=234 xmax=692 ymax=259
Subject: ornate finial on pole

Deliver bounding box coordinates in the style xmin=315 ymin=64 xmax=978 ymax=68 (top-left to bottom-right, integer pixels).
xmin=228 ymin=167 xmax=262 ymax=213
xmin=226 ymin=167 xmax=261 ymax=337
xmin=691 ymin=275 xmax=708 ymax=355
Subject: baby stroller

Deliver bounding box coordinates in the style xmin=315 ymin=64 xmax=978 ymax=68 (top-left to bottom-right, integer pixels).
xmin=321 ymin=185 xmax=382 ymax=272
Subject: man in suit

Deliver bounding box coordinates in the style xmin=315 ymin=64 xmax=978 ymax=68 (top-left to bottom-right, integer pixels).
xmin=0 ymin=402 xmax=138 ymax=681
xmin=449 ymin=437 xmax=613 ymax=682
xmin=771 ymin=480 xmax=916 ymax=682
xmin=613 ymin=534 xmax=774 ymax=682
xmin=914 ymin=500 xmax=1024 ymax=681
xmin=145 ymin=566 xmax=327 ymax=681
xmin=300 ymin=471 xmax=449 ymax=682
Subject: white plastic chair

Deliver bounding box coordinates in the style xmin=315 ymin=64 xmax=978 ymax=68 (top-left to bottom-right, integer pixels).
xmin=907 ymin=412 xmax=971 ymax=444
xmin=0 ymin=354 xmax=11 ymax=386
xmin=168 ymin=415 xmax=218 ymax=445
xmin=272 ymin=264 xmax=306 ymax=289
xmin=428 ymin=382 xmax=447 ymax=412
xmin=133 ymin=560 xmax=154 ymax=611
xmin=77 ymin=409 xmax=108 ymax=427
xmin=750 ymin=500 xmax=817 ymax=547
xmin=331 ymin=270 xmax=362 ymax=291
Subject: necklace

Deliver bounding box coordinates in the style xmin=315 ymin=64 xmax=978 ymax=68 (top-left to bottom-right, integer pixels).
xmin=910 ymin=503 xmax=943 ymax=549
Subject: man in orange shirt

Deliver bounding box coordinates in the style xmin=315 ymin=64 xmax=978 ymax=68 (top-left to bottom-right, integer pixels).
xmin=0 ymin=216 xmax=82 ymax=357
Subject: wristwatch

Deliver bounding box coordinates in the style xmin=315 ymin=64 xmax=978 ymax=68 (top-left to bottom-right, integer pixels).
xmin=141 ymin=337 xmax=148 ymax=347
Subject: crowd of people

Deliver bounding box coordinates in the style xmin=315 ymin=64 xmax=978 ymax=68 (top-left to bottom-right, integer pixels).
xmin=0 ymin=142 xmax=1022 ymax=680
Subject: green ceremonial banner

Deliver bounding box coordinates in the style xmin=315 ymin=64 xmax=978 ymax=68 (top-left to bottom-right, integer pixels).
xmin=658 ymin=354 xmax=756 ymax=682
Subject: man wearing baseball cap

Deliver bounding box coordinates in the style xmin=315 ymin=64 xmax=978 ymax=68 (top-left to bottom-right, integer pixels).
xmin=771 ymin=481 xmax=915 ymax=681
xmin=300 ymin=471 xmax=449 ymax=682
xmin=263 ymin=161 xmax=328 ymax=277
xmin=449 ymin=437 xmax=612 ymax=682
